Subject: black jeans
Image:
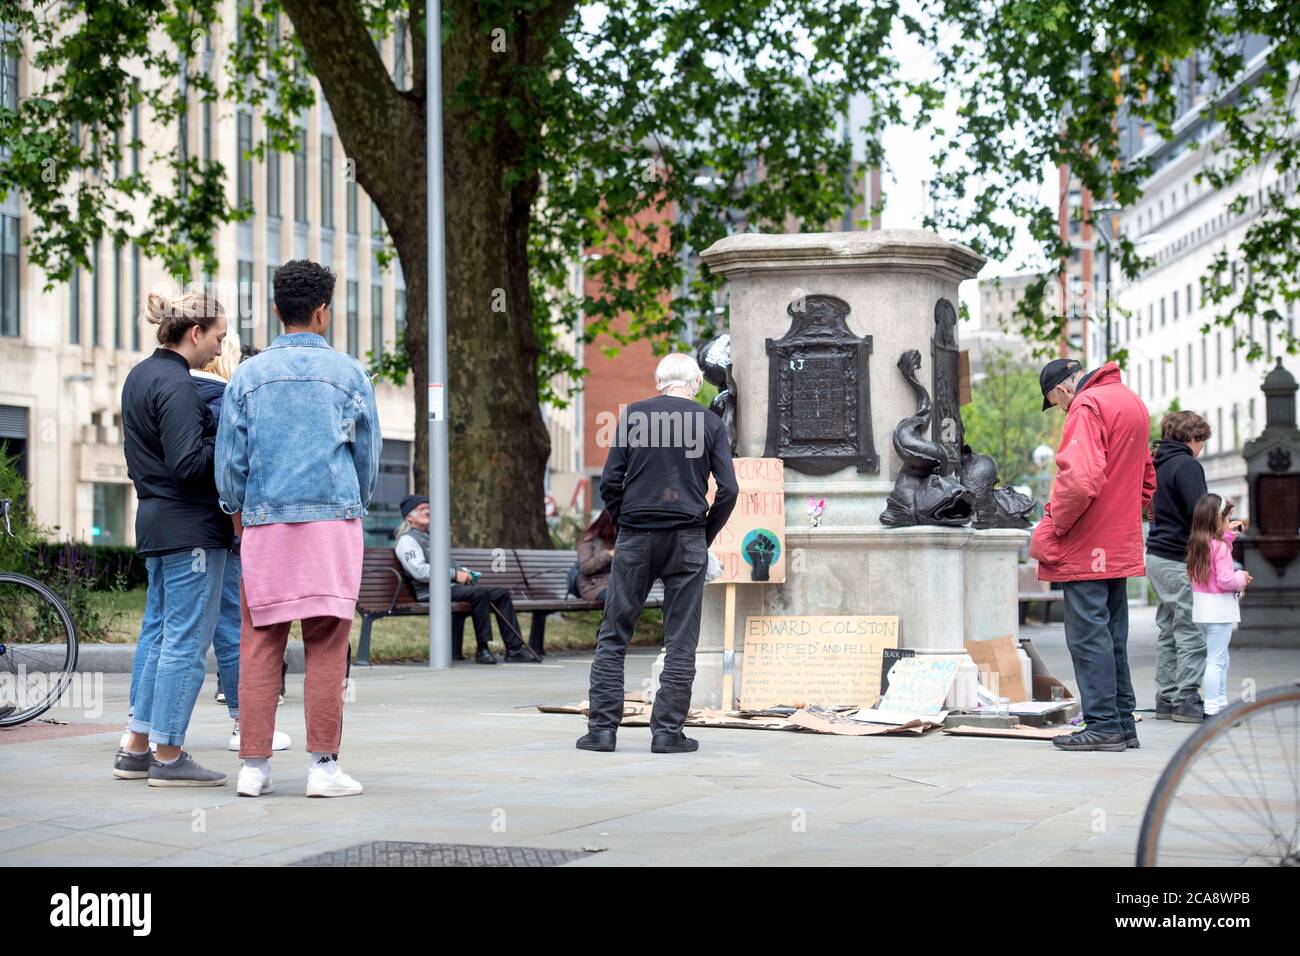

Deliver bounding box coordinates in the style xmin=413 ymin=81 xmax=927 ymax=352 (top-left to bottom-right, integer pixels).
xmin=1062 ymin=578 xmax=1135 ymax=737
xmin=448 ymin=585 xmax=525 ymax=652
xmin=587 ymin=527 xmax=708 ymax=736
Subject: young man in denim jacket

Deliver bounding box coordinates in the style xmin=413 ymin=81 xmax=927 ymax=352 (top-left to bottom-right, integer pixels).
xmin=215 ymin=260 xmax=381 ymax=798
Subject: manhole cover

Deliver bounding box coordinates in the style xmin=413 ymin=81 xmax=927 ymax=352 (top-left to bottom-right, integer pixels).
xmin=290 ymin=841 xmax=595 ymax=867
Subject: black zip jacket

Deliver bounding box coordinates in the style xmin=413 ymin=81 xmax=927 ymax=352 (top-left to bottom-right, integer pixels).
xmin=121 ymin=349 xmax=233 ymax=556
xmin=1145 ymin=439 xmax=1207 ymax=562
xmin=599 ymin=395 xmax=739 ymax=545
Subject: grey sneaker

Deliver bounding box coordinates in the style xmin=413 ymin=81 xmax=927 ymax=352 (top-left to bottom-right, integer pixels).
xmin=147 ymin=751 xmax=227 ymax=788
xmin=112 ymin=748 xmax=152 ymax=780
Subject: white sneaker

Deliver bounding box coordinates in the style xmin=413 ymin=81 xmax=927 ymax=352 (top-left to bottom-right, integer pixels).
xmin=306 ymin=758 xmax=363 ymax=798
xmin=236 ymin=761 xmax=274 ymax=797
xmin=228 ymin=722 xmax=292 ymax=752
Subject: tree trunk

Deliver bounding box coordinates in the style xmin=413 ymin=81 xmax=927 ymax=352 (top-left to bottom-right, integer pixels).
xmin=284 ymin=0 xmax=554 ymax=550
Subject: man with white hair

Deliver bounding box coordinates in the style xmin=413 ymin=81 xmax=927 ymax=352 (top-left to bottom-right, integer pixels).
xmin=578 ymin=352 xmax=739 ymax=754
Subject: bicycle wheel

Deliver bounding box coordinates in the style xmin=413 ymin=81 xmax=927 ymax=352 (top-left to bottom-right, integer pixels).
xmin=1137 ymin=681 xmax=1300 ymax=866
xmin=0 ymin=572 xmax=79 ymax=727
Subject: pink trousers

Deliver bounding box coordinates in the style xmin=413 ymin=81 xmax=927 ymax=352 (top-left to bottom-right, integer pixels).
xmin=237 ymin=583 xmax=351 ymax=758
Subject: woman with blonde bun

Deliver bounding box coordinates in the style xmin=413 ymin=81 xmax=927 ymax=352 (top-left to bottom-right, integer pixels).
xmin=114 ymin=290 xmax=233 ymax=788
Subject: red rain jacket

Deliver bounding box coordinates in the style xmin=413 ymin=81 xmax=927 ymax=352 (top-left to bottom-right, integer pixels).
xmin=1031 ymin=362 xmax=1156 ymax=582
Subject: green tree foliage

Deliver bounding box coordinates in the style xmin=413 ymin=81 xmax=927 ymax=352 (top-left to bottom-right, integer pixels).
xmin=962 ymin=349 xmax=1063 ymax=488
xmin=927 ymin=0 xmax=1300 ymax=363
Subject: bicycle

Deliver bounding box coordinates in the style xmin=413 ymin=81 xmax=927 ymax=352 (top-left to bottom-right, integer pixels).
xmin=0 ymin=498 xmax=80 ymax=727
xmin=1136 ymin=680 xmax=1300 ymax=866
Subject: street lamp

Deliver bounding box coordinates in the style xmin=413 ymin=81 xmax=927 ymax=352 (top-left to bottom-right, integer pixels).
xmin=1092 ymin=200 xmax=1120 ymax=364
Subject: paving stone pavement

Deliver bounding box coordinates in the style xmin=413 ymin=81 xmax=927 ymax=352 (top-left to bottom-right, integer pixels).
xmin=0 ymin=606 xmax=1295 ymax=867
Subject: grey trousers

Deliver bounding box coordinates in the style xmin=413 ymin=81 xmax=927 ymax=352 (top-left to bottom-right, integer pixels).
xmin=1146 ymin=552 xmax=1206 ymax=705
xmin=587 ymin=527 xmax=708 ymax=736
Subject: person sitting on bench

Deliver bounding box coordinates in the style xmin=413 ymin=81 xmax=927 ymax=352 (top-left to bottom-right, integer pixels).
xmin=394 ymin=495 xmax=540 ymax=665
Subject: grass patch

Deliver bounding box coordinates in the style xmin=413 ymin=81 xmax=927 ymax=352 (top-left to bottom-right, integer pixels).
xmin=87 ymin=587 xmax=665 ymax=663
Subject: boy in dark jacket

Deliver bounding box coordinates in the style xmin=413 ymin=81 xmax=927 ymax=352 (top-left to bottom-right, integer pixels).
xmin=1145 ymin=411 xmax=1211 ymax=723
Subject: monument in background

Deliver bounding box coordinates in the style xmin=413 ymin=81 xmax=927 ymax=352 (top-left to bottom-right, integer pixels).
xmin=690 ymin=230 xmax=1029 ymax=709
xmin=1237 ymin=359 xmax=1300 ymax=648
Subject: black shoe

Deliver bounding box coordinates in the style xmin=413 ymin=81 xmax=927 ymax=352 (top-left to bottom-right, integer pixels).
xmin=1051 ymin=729 xmax=1127 ymax=752
xmin=1172 ymin=694 xmax=1204 ymax=723
xmin=504 ymin=646 xmax=542 ymax=663
xmin=475 ymin=648 xmax=498 ymax=665
xmin=651 ymin=732 xmax=699 ymax=754
xmin=576 ymin=730 xmax=616 ymax=752
xmin=1125 ymin=735 xmax=1140 ymax=749
xmin=1154 ymin=698 xmax=1173 ymax=720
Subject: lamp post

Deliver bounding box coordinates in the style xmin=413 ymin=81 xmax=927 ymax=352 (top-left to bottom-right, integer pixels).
xmin=426 ymin=1 xmax=451 ymax=669
xmin=1092 ymin=200 xmax=1120 ymax=364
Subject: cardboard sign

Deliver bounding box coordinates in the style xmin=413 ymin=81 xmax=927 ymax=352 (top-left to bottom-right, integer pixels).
xmin=739 ymin=615 xmax=899 ymax=710
xmin=880 ymin=648 xmax=916 ymax=694
xmin=874 ymin=656 xmax=961 ymax=716
xmin=707 ymin=457 xmax=785 ymax=584
xmin=964 ymin=635 xmax=1027 ymax=703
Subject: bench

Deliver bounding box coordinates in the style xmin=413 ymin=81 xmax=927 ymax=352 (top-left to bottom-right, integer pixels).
xmin=1017 ymin=562 xmax=1064 ymax=625
xmin=355 ymin=545 xmax=665 ymax=665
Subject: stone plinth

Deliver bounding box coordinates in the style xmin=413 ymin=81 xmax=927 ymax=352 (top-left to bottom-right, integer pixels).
xmin=688 ymin=229 xmax=1032 ymax=710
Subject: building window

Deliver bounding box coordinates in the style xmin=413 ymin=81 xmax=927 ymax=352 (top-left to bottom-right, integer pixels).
xmin=371 ymin=283 xmax=383 ymax=355
xmin=70 ymin=265 xmax=81 ymax=344
xmin=1217 ymin=408 xmax=1224 ymax=453
xmin=1200 ymin=338 xmax=1207 ymax=383
xmin=131 ymin=245 xmax=141 ymax=351
xmin=1148 ymin=304 xmax=1154 ymax=331
xmin=203 ymin=100 xmax=213 ymax=163
xmin=131 ymin=81 xmax=141 ymax=174
xmin=371 ymin=198 xmax=382 ymax=238
xmin=266 ymin=264 xmax=278 ymax=344
xmin=237 ymin=110 xmax=254 ymax=211
xmin=1160 ymin=298 xmax=1166 ymax=326
xmin=91 ymin=242 xmax=101 ymax=346
xmin=238 ymin=260 xmax=255 ymax=345
xmin=1187 ymin=344 xmax=1193 ymax=386
xmin=1232 ymin=405 xmax=1240 ymax=450
xmin=113 ymin=243 xmax=123 ymax=349
xmin=1161 ymin=357 xmax=1167 ymax=395
xmin=92 ymin=484 xmax=127 ymax=544
xmin=394 ymin=19 xmax=408 ymax=91
xmin=347 ymin=280 xmax=359 ymax=357
xmin=1136 ymin=364 xmax=1143 ymax=396
xmin=320 ymin=134 xmax=334 ymax=229
xmin=347 ymin=179 xmax=358 ymax=235
xmin=268 ymin=147 xmax=281 ymax=217
xmin=1185 ymin=283 xmax=1192 ymax=315
xmin=1 ymin=216 xmax=19 ymax=339
xmin=395 ymin=289 xmax=405 ymax=343
xmin=364 ymin=438 xmax=411 ymax=545
xmin=1173 ymin=350 xmax=1179 ymax=388
xmin=294 ymin=127 xmax=308 ymax=223
xmin=1248 ymin=399 xmax=1256 ymax=441
xmin=1172 ymin=292 xmax=1179 ymax=321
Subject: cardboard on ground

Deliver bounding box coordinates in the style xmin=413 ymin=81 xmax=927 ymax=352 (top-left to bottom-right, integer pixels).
xmin=739 ymin=615 xmax=899 ymax=711
xmin=707 ymin=457 xmax=785 ymax=585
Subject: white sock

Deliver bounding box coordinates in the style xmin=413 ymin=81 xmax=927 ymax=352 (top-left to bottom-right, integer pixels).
xmin=310 ymin=751 xmax=334 ymax=767
xmin=243 ymin=756 xmax=270 ymax=772
xmin=155 ymin=753 xmax=181 ymax=766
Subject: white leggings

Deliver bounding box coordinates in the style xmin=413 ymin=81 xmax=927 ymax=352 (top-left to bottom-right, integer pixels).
xmin=1198 ymin=622 xmax=1233 ymax=714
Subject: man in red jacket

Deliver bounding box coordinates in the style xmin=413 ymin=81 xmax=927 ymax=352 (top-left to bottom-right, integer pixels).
xmin=1031 ymin=358 xmax=1156 ymax=752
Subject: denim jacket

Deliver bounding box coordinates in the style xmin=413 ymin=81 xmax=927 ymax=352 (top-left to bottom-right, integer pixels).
xmin=215 ymin=332 xmax=382 ymax=526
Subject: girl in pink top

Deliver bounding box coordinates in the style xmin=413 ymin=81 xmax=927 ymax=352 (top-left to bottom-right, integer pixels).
xmin=1186 ymin=494 xmax=1253 ymax=716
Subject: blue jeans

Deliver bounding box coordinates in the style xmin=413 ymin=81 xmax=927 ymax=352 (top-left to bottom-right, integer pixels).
xmin=128 ymin=552 xmax=241 ymax=721
xmin=129 ymin=548 xmax=228 ymax=747
xmin=1062 ymin=577 xmax=1135 ymax=737
xmin=209 ymin=553 xmax=242 ymax=719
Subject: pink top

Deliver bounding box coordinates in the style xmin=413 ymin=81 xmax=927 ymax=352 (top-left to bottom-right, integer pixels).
xmin=1190 ymin=529 xmax=1247 ymax=594
xmin=239 ymin=518 xmax=363 ymax=627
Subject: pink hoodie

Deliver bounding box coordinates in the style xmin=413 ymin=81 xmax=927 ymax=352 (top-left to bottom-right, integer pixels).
xmin=1190 ymin=529 xmax=1247 ymax=595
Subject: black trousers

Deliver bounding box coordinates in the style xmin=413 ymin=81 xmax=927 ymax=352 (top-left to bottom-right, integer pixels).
xmin=1062 ymin=578 xmax=1135 ymax=737
xmin=587 ymin=527 xmax=708 ymax=736
xmin=449 ymin=585 xmax=525 ymax=652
